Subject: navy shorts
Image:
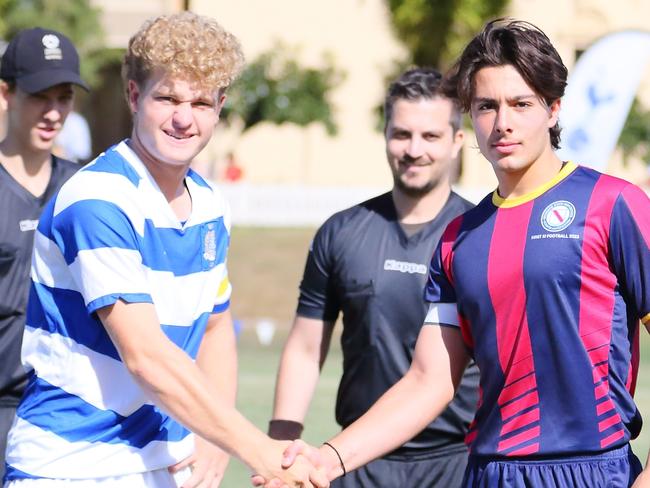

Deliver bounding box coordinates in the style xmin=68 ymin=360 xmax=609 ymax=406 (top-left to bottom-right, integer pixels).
xmin=463 ymin=444 xmax=642 ymax=488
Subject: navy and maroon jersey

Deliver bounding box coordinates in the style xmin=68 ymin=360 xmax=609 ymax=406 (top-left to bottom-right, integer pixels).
xmin=425 ymin=162 xmax=650 ymax=458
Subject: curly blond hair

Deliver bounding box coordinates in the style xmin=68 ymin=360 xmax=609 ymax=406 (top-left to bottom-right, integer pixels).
xmin=122 ymin=11 xmax=245 ymax=93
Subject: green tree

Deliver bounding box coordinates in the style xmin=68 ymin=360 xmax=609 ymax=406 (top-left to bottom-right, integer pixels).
xmin=373 ymin=0 xmax=508 ymax=130
xmin=387 ymin=0 xmax=509 ymax=69
xmin=0 ymin=0 xmax=117 ymax=87
xmin=223 ymin=46 xmax=344 ymax=136
xmin=618 ymin=97 xmax=650 ymax=165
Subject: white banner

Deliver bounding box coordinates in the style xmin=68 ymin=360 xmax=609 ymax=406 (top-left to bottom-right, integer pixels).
xmin=557 ymin=30 xmax=650 ymax=171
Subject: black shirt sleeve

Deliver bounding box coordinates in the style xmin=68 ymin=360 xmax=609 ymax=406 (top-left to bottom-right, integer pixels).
xmin=296 ymin=217 xmax=341 ymax=322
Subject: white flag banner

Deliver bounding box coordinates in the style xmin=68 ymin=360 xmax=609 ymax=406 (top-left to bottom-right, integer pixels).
xmin=557 ymin=30 xmax=650 ymax=171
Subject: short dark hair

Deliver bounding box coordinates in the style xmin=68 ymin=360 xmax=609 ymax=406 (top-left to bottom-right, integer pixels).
xmin=444 ymin=18 xmax=568 ymax=149
xmin=384 ymin=67 xmax=462 ymax=132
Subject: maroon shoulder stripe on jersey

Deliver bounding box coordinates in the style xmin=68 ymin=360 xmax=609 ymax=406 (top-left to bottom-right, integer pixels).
xmin=579 ymin=175 xmax=627 ymax=449
xmin=487 ymin=201 xmax=541 ymax=456
xmin=440 ymin=214 xmax=463 ymax=287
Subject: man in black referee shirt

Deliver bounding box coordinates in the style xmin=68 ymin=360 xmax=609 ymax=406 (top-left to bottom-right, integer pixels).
xmin=0 ymin=27 xmax=87 ymax=477
xmin=269 ymin=68 xmax=480 ymax=487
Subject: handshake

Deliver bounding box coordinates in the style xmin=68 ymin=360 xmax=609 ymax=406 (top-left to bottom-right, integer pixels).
xmin=248 ymin=439 xmax=346 ymax=488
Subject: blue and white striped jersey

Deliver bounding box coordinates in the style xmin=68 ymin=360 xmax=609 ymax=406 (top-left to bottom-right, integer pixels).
xmin=4 ymin=141 xmax=232 ymax=481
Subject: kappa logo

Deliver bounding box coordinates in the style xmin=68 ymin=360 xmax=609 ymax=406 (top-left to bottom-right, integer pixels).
xmin=541 ymin=200 xmax=576 ymax=232
xmin=383 ymin=259 xmax=427 ymax=275
xmin=42 ymin=34 xmax=62 ymax=60
xmin=19 ymin=219 xmax=38 ymax=232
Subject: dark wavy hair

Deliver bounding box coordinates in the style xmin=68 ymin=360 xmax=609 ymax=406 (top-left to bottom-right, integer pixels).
xmin=444 ymin=18 xmax=568 ymax=149
xmin=384 ymin=67 xmax=462 ymax=132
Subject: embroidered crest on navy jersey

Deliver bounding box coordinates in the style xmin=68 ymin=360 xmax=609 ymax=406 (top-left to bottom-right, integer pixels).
xmin=541 ymin=200 xmax=576 ymax=232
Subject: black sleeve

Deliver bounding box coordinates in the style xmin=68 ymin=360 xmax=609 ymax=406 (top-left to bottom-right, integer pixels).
xmin=296 ymin=219 xmax=340 ymax=322
xmin=46 ymin=156 xmax=80 ymax=200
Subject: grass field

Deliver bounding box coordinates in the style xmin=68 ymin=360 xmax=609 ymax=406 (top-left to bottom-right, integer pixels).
xmin=228 ymin=227 xmax=316 ymax=326
xmin=223 ymin=226 xmax=339 ymax=486
xmin=219 ymin=227 xmax=650 ymax=486
xmin=220 ymin=328 xmax=342 ymax=486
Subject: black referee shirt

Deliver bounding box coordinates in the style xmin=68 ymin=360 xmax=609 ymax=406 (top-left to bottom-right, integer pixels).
xmin=0 ymin=156 xmax=78 ymax=406
xmin=297 ymin=191 xmax=480 ymax=455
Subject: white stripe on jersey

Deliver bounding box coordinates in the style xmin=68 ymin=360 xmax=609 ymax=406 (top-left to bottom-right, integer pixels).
xmin=31 ymin=231 xmax=77 ymax=291
xmin=70 ymin=248 xmax=148 ymax=305
xmin=53 ymin=170 xmax=149 ymax=236
xmin=22 ymin=327 xmax=150 ymax=415
xmin=34 ymin=237 xmax=228 ymax=323
xmin=187 ymin=182 xmax=231 ymax=231
xmin=54 ymin=142 xmax=230 ymax=233
xmin=4 ymin=466 xmax=192 ymax=487
xmin=145 ymin=263 xmax=228 ymax=326
xmin=6 ymin=417 xmax=193 ymax=480
xmin=424 ymin=302 xmax=459 ymax=326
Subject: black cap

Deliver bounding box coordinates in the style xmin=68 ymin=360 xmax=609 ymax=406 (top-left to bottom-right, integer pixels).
xmin=0 ymin=27 xmax=89 ymax=94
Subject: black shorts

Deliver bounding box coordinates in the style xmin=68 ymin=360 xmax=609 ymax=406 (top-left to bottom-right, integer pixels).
xmin=0 ymin=406 xmax=17 ymax=481
xmin=332 ymin=445 xmax=468 ymax=488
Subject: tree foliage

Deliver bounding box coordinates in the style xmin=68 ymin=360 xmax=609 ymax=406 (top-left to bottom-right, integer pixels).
xmin=223 ymin=47 xmax=344 ymax=135
xmin=618 ymin=97 xmax=650 ymax=165
xmin=387 ymin=0 xmax=509 ymax=69
xmin=0 ymin=0 xmax=117 ymax=87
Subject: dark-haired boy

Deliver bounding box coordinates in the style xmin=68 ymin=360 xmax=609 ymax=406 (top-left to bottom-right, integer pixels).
xmin=275 ymin=18 xmax=650 ymax=488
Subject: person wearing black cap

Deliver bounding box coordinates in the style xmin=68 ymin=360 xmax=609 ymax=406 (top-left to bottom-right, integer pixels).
xmin=0 ymin=27 xmax=88 ymax=478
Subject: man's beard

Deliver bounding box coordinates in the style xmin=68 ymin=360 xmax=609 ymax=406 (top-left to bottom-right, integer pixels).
xmin=393 ymin=173 xmax=438 ymax=197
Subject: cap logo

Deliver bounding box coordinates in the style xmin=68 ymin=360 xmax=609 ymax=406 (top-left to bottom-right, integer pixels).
xmin=42 ymin=34 xmax=62 ymax=60
xmin=541 ymin=200 xmax=576 ymax=232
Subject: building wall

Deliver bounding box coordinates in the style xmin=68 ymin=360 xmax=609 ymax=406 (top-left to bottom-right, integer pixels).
xmin=91 ymin=0 xmax=650 ymax=192
xmin=196 ymin=0 xmax=650 ymax=189
xmin=91 ymin=0 xmax=180 ymax=48
xmin=190 ymin=0 xmax=404 ymax=188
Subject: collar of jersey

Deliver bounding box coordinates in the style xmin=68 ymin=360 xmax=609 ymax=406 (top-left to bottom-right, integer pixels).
xmin=491 ymin=161 xmax=578 ymax=208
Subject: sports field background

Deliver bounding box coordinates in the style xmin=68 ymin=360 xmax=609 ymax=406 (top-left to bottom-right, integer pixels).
xmin=220 ymin=227 xmax=650 ymax=486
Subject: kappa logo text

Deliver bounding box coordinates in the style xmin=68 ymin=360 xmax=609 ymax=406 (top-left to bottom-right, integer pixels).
xmin=383 ymin=259 xmax=427 ymax=275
